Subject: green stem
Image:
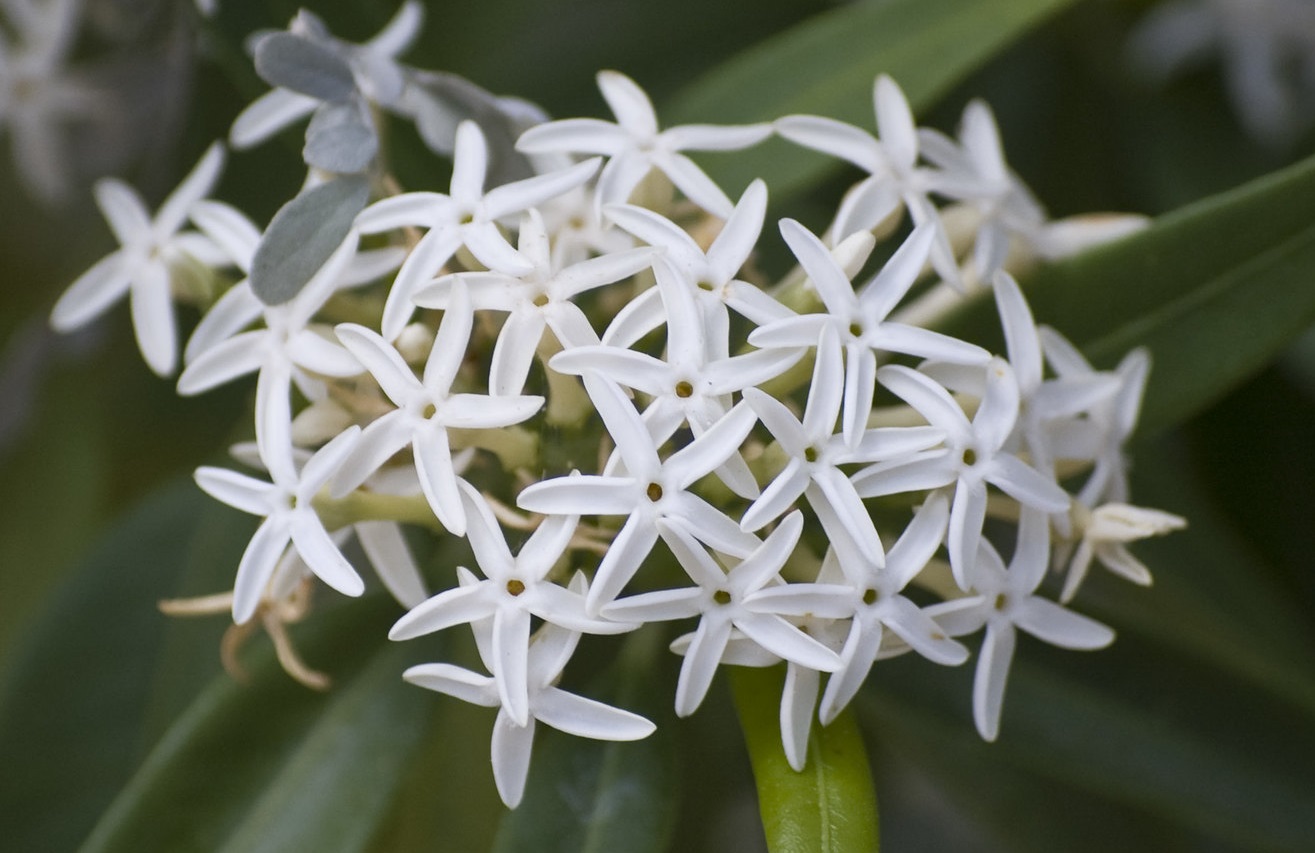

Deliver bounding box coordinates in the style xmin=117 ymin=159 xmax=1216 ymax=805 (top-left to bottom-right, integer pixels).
xmin=314 ymin=490 xmax=444 ymax=532
xmin=731 ymin=665 xmax=879 ymax=853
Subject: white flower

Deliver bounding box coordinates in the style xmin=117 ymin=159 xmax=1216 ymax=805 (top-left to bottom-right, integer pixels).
xmin=1039 ymin=327 xmax=1151 ymax=509
xmin=1060 ymin=502 xmax=1186 ymax=603
xmin=355 ymin=120 xmax=600 ymax=340
xmin=50 ymin=143 xmax=227 ymax=376
xmin=1129 ymin=0 xmax=1315 ymax=146
xmin=751 ymin=219 xmax=989 ymax=447
xmin=605 ymin=511 xmax=843 ymax=718
xmin=415 ymin=207 xmax=657 ymax=395
xmin=926 ymin=508 xmax=1115 ymax=741
xmin=517 ymin=374 xmax=761 ymax=613
xmin=194 ymin=426 xmax=366 ymax=624
xmin=230 ymin=1 xmax=424 ymax=147
xmin=791 ymin=494 xmax=967 ymax=724
xmin=741 ymin=325 xmax=944 ymax=565
xmin=403 ymin=614 xmax=655 ymax=808
xmin=516 ymin=69 xmax=772 ymax=217
xmin=550 ymin=255 xmax=800 ymax=496
xmin=390 ymin=480 xmax=630 ymax=726
xmin=853 ymin=360 xmax=1070 ymax=588
xmin=602 ymin=179 xmax=792 ymax=353
xmin=920 ymin=103 xmax=1147 ymax=282
xmin=0 ymin=0 xmax=100 ymax=204
xmin=332 ymin=281 xmax=545 ymax=535
xmin=775 ymin=75 xmax=959 ymax=284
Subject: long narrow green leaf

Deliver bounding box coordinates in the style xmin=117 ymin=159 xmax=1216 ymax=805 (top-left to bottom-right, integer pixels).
xmin=941 ymin=151 xmax=1315 ymax=437
xmin=668 ymin=0 xmax=1079 ymax=197
xmin=0 ymin=484 xmax=220 ymax=853
xmin=733 ymin=665 xmax=879 ymax=853
xmin=79 ymin=594 xmax=432 ymax=853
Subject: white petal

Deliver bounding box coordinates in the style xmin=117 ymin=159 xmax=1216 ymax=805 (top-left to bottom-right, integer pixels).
xmin=390 ymin=582 xmax=497 ymax=640
xmin=973 ymin=622 xmax=1016 ymax=742
xmin=535 ymin=688 xmax=656 ymax=740
xmin=597 ymin=69 xmax=659 ymax=137
xmin=289 ymin=510 xmax=364 ymax=596
xmin=414 ymin=424 xmax=466 ymax=535
xmin=781 ymin=663 xmax=819 ymax=772
xmin=355 ymin=520 xmax=426 ymax=607
xmin=493 ymin=606 xmax=533 ymax=726
xmin=775 ymin=115 xmax=882 ymax=173
xmin=50 ymin=253 xmax=130 ymax=332
xmin=232 ymin=518 xmax=291 ymax=624
xmin=194 ymin=466 xmax=275 ymax=516
xmin=129 ymin=263 xmax=177 ymax=376
xmin=1014 ymin=598 xmax=1114 ymax=650
xmin=674 ymin=615 xmax=734 ymax=717
xmin=490 ymin=711 xmax=536 ymax=808
xmin=230 ymin=89 xmax=318 ymax=148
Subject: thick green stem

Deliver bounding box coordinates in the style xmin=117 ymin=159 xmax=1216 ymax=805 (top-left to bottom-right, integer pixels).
xmin=314 ymin=490 xmax=444 ymax=532
xmin=731 ymin=665 xmax=879 ymax=853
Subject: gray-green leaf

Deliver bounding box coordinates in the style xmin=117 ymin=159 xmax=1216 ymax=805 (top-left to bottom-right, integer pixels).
xmin=254 ymin=33 xmax=355 ymax=103
xmin=304 ymin=100 xmax=378 ymax=174
xmin=250 ymin=175 xmax=370 ymax=306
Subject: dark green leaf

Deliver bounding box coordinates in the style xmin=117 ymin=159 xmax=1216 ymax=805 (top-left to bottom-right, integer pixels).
xmin=940 ymin=151 xmax=1315 ymax=438
xmin=668 ymin=0 xmax=1080 ymax=197
xmin=254 ymin=33 xmax=354 ymax=102
xmin=493 ymin=631 xmax=679 ymax=853
xmin=732 ymin=665 xmax=879 ymax=853
xmin=250 ymin=175 xmax=369 ymax=306
xmin=79 ymin=594 xmax=432 ymax=853
xmin=0 ymin=484 xmax=221 ymax=853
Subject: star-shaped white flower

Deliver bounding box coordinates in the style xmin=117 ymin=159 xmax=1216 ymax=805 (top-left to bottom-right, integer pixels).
xmin=751 ymin=219 xmax=989 ymax=447
xmin=551 ymin=255 xmax=800 ymax=496
xmin=415 ymin=207 xmax=658 ymax=395
xmin=601 ymin=179 xmax=793 ymax=353
xmin=403 ymin=611 xmax=655 ymax=808
xmin=50 ymin=143 xmax=227 ymax=376
xmin=391 ymin=480 xmax=630 ymax=726
xmin=775 ymin=74 xmax=959 ymax=283
xmin=605 ymin=511 xmax=843 ymax=718
xmin=741 ymin=325 xmax=944 ymax=565
xmin=332 ymin=281 xmax=545 ymax=535
xmin=517 ymin=374 xmax=761 ymax=613
xmin=194 ymin=426 xmax=366 ymax=624
xmin=926 ymin=508 xmax=1115 ymax=741
xmin=852 ymin=360 xmax=1070 ymax=588
xmin=355 ymin=120 xmax=600 ymax=340
xmin=0 ymin=0 xmax=100 ymax=204
xmin=516 ymin=69 xmax=772 ymax=217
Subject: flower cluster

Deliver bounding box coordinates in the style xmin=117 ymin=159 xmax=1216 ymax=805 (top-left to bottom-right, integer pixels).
xmin=49 ymin=4 xmax=1184 ymax=809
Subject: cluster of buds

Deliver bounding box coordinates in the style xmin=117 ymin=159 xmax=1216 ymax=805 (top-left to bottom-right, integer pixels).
xmin=49 ymin=2 xmax=1184 ymax=808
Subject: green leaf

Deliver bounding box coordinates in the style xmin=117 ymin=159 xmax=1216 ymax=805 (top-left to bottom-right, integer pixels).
xmin=0 ymin=484 xmax=214 ymax=853
xmin=79 ymin=593 xmax=433 ymax=853
xmin=732 ymin=665 xmax=879 ymax=853
xmin=941 ymin=151 xmax=1315 ymax=437
xmin=668 ymin=0 xmax=1080 ymax=197
xmin=492 ymin=631 xmax=679 ymax=853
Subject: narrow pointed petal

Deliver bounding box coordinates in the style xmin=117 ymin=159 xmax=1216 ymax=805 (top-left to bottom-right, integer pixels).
xmin=841 ymin=344 xmax=877 ymax=449
xmin=775 ymin=115 xmax=882 ymax=173
xmin=403 ymin=662 xmax=498 ymax=706
xmin=230 ymin=89 xmax=318 ymax=148
xmin=1014 ymin=598 xmax=1114 ymax=649
xmin=987 ymin=453 xmax=1070 ymax=513
xmin=948 ymin=478 xmax=988 ymax=589
xmin=50 ymin=253 xmax=130 ymax=331
xmin=390 ymin=582 xmax=498 ymax=640
xmin=586 ymin=515 xmax=659 ymax=613
xmin=743 ymin=387 xmax=808 ymax=455
xmin=515 ymin=118 xmax=629 ymax=156
xmin=707 ymin=179 xmax=767 ymax=283
xmin=779 ymin=219 xmax=858 ymax=318
xmin=94 ymin=179 xmax=151 ymax=245
xmin=668 ymin=401 xmax=757 ymax=489
xmin=850 ymin=452 xmax=957 ymax=498
xmin=157 ymin=143 xmax=225 ymax=237
xmin=975 ymin=359 xmax=1021 ymax=453
xmin=184 ymin=282 xmax=261 ymax=363
xmin=741 ymin=458 xmax=809 ymax=532
xmin=232 ymin=517 xmax=291 ymax=624
xmin=583 ymin=373 xmax=660 ymax=477
xmin=657 ymin=517 xmax=733 ymax=589
xmin=654 ymin=151 xmax=733 ymax=218
xmin=874 ymin=75 xmax=917 ymax=171
xmin=674 ymin=615 xmax=734 ymax=717
xmin=877 ymin=364 xmax=971 ymax=440
xmin=973 ymin=622 xmax=1016 ymax=742
xmin=885 ymin=492 xmax=949 ymax=589
xmin=423 ymin=279 xmax=474 ymax=392
xmin=597 ymin=69 xmax=659 ymax=137
xmin=355 ymin=520 xmax=426 ymax=607
xmin=603 ymin=586 xmax=706 ymax=623
xmin=819 ymin=619 xmax=881 ymax=724
xmin=874 ymin=323 xmax=990 ymax=365
xmin=550 ymin=347 xmax=669 ymax=396
xmin=884 ymin=596 xmax=969 ymax=665
xmin=992 ymin=272 xmax=1042 ymax=391
xmin=484 ymin=157 xmax=600 ymax=221
xmin=493 ymin=606 xmax=532 ymax=726
xmin=177 ymin=331 xmax=268 ymax=394
xmin=810 ymin=466 xmax=882 ymax=564
xmin=458 ymin=480 xmax=516 ymax=575
xmin=536 ymin=688 xmax=656 ymax=740
xmin=490 ymin=712 xmax=535 ymax=808
xmin=781 ymin=663 xmax=819 ymax=772
xmin=448 ymin=122 xmax=489 ymax=203
xmin=130 ymin=264 xmax=178 ymax=376
xmin=331 ymin=412 xmax=413 ymax=497
xmin=517 ymin=475 xmax=636 ymax=516
xmin=736 ymin=612 xmax=841 ymax=672
xmin=289 ymin=510 xmax=364 ymax=596
xmin=194 ymin=466 xmax=276 ymax=516
xmin=519 ymin=512 xmax=579 ymax=579
xmin=414 ymin=424 xmax=466 ymax=535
